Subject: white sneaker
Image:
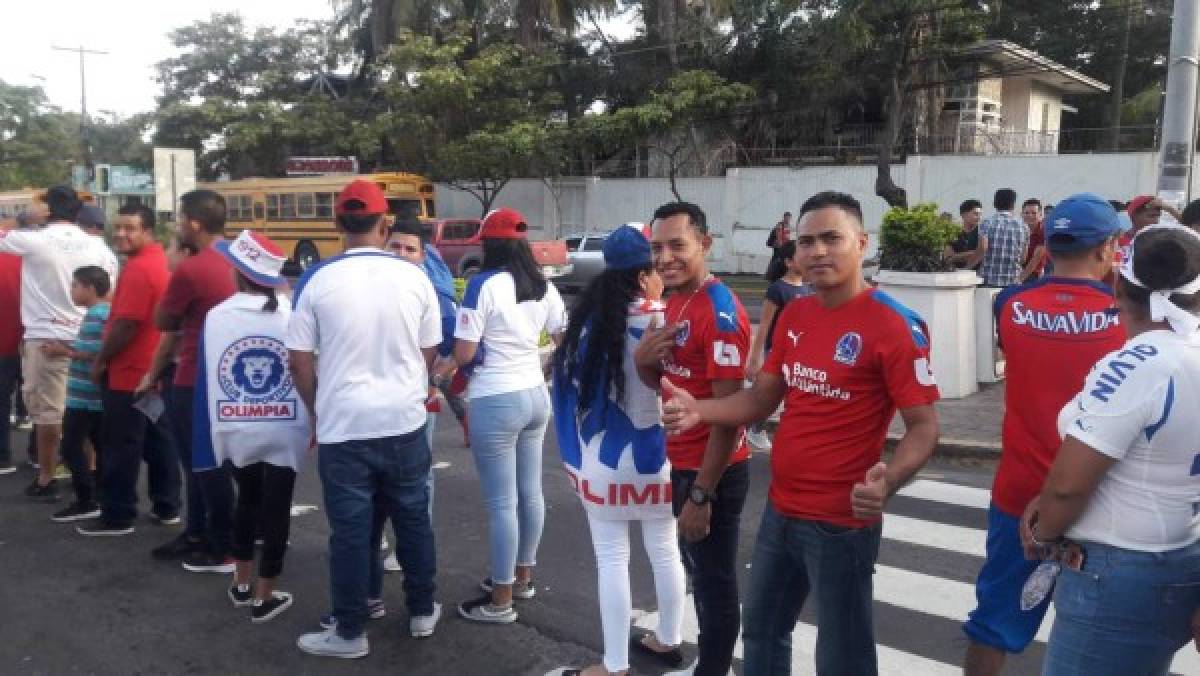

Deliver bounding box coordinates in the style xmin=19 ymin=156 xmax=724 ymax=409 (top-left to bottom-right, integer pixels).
xmin=0 ymin=465 xmax=17 ymax=476
xmin=383 ymin=552 xmax=403 ymax=573
xmin=296 ymin=627 xmax=369 ymax=659
xmin=664 ymin=662 xmax=696 ymax=676
xmin=746 ymin=428 xmax=772 ymax=450
xmin=409 ymin=601 xmax=441 ymax=638
xmin=380 ymin=538 xmax=389 ymax=551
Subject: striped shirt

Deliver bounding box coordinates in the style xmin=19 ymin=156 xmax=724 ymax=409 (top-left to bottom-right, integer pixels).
xmin=66 ymin=303 xmax=109 ymax=412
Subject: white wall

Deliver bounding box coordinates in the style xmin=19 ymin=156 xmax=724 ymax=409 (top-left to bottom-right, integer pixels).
xmin=434 ymin=151 xmax=1176 ymax=274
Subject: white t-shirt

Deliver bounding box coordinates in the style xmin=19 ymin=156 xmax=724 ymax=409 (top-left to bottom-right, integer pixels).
xmin=286 ymin=248 xmax=442 ymax=444
xmin=0 ymin=222 xmax=120 ymax=340
xmin=455 ymin=270 xmax=567 ymax=400
xmin=1058 ymin=329 xmax=1200 ymax=552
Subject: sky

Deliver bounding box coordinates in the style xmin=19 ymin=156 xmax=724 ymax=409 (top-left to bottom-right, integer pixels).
xmin=0 ymin=0 xmax=339 ymax=118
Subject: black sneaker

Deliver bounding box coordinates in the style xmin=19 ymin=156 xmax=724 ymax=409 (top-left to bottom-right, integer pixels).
xmin=630 ymin=632 xmax=685 ymax=668
xmin=76 ymin=518 xmax=135 ymax=537
xmin=150 ymin=511 xmax=182 ymax=526
xmin=479 ymin=576 xmax=536 ymax=599
xmin=152 ymin=533 xmax=206 ymax=561
xmin=251 ymin=591 xmax=293 ymax=624
xmin=51 ymin=501 xmax=102 ymax=523
xmin=24 ymin=478 xmax=58 ymax=501
xmin=229 ymin=583 xmax=254 ymax=608
xmin=457 ymin=595 xmax=518 ymax=624
xmin=182 ymin=551 xmax=236 ymax=574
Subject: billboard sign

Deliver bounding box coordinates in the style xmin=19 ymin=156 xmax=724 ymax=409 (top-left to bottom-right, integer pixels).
xmin=286 ymin=156 xmax=358 ymax=176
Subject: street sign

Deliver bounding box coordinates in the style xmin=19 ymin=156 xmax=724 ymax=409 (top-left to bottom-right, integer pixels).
xmin=153 ymin=147 xmax=196 ymax=218
xmin=285 ymin=156 xmax=358 ymax=176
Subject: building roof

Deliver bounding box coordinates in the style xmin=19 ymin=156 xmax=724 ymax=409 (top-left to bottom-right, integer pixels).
xmin=958 ymin=39 xmax=1110 ymax=94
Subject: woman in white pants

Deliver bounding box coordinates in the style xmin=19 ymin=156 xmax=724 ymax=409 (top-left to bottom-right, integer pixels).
xmin=550 ymin=224 xmax=686 ymax=676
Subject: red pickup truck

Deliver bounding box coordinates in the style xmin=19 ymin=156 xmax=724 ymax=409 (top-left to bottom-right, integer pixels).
xmin=425 ymin=218 xmax=572 ymax=279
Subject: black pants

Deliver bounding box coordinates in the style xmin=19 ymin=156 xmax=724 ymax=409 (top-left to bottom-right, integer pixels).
xmin=61 ymin=408 xmax=103 ymax=504
xmin=0 ymin=355 xmax=17 ymax=467
xmin=672 ymin=461 xmax=750 ymax=676
xmin=170 ymin=385 xmax=235 ymax=555
xmin=99 ymin=387 xmax=182 ymax=526
xmin=230 ymin=462 xmax=296 ymax=579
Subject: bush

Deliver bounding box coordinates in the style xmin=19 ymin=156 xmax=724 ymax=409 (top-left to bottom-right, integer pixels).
xmin=878 ymin=204 xmax=961 ymax=272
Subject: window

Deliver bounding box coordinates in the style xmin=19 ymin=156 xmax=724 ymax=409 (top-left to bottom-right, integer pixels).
xmin=443 ymin=221 xmax=479 ymax=241
xmin=315 ymin=192 xmax=334 ymax=219
xmin=280 ymin=194 xmax=296 ymax=220
xmin=225 ymin=195 xmax=254 ymax=222
xmin=297 ymin=193 xmax=315 ymax=218
xmin=266 ymin=194 xmax=280 ymax=220
xmin=388 ymin=198 xmax=421 ymax=222
xmin=565 ymin=237 xmax=581 ymax=252
xmin=583 ymin=236 xmax=606 ymax=252
xmin=424 ymin=199 xmax=436 ymax=218
xmin=254 ymin=202 xmax=265 ymax=220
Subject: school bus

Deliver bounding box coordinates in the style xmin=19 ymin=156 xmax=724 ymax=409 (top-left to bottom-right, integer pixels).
xmin=0 ymin=188 xmax=97 ymax=229
xmin=197 ymin=172 xmax=437 ymax=269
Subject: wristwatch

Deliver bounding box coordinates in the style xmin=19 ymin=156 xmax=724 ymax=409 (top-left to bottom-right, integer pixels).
xmin=689 ymin=484 xmax=716 ymax=506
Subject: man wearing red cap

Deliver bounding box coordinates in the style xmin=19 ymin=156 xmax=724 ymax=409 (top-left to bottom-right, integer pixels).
xmin=291 ymin=179 xmax=443 ymax=657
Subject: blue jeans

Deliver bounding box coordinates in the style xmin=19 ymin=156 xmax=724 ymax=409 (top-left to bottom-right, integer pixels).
xmin=319 ymin=426 xmax=435 ymax=639
xmin=743 ymin=503 xmax=883 ymax=676
xmin=1044 ymin=540 xmax=1200 ymax=676
xmin=468 ymin=386 xmax=550 ymax=585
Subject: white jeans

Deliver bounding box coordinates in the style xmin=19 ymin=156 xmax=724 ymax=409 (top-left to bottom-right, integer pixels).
xmin=586 ymin=513 xmax=686 ymax=673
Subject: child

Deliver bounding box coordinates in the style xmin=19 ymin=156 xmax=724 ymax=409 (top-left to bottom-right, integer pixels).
xmin=194 ymin=231 xmax=309 ymax=623
xmin=47 ymin=266 xmax=111 ymax=518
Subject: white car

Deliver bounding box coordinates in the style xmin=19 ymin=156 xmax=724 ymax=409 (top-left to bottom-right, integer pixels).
xmin=554 ymin=232 xmax=610 ymax=293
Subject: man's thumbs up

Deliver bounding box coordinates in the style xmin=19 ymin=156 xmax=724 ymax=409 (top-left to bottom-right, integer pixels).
xmin=661 ymin=376 xmax=701 ymax=435
xmin=851 ymin=462 xmax=890 ymax=520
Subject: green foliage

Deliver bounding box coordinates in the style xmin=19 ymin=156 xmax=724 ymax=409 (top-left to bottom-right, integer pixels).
xmin=878 ymin=203 xmax=960 ymax=272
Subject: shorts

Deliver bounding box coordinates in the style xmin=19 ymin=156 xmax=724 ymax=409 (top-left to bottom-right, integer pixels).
xmin=20 ymin=339 xmax=71 ymax=425
xmin=963 ymin=504 xmax=1051 ymax=653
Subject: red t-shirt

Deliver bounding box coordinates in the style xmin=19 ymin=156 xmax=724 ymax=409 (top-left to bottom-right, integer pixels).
xmin=160 ymin=244 xmax=236 ymax=387
xmin=662 ymin=278 xmax=751 ymax=471
xmin=763 ymin=289 xmax=940 ymax=527
xmin=991 ymin=277 xmax=1125 ymax=517
xmin=1025 ymin=224 xmax=1045 ymax=276
xmin=0 ymin=253 xmax=21 ymax=356
xmin=106 ymin=243 xmax=170 ymax=391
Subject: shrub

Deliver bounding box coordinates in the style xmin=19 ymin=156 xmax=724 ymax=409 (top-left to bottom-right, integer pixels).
xmin=878 ymin=204 xmax=961 ymax=272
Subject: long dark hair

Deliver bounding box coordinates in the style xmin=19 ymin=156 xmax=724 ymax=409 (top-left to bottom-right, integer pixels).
xmin=767 ymin=241 xmax=797 ymax=283
xmin=1119 ymin=227 xmax=1200 ymax=317
xmin=482 ymin=238 xmax=547 ymax=302
xmin=236 ymin=273 xmax=280 ymax=313
xmin=554 ymin=264 xmax=649 ymax=415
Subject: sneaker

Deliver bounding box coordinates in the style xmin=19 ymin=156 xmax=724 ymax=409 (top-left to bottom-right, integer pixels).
xmin=152 ymin=533 xmax=206 ymax=561
xmin=16 ymin=416 xmax=32 ymax=431
xmin=479 ymin=576 xmax=536 ymax=600
xmin=150 ymin=511 xmax=182 ymax=526
xmin=24 ymin=478 xmax=58 ymax=501
xmin=76 ymin=518 xmax=135 ymax=537
xmin=53 ymin=463 xmax=71 ymax=480
xmin=252 ymin=591 xmax=294 ymax=624
xmin=630 ymin=632 xmax=685 ymax=668
xmin=182 ymin=551 xmax=236 ymax=574
xmin=745 ymin=427 xmax=772 ymax=450
xmin=0 ymin=465 xmax=18 ymax=476
xmin=296 ymin=628 xmax=369 ymax=659
xmin=319 ymin=598 xmax=386 ymax=629
xmin=229 ymin=583 xmax=254 ymax=608
xmin=51 ymin=501 xmax=102 ymax=523
xmin=457 ymin=595 xmax=518 ymax=624
xmin=409 ymin=602 xmax=441 ymax=638
xmin=383 ymin=552 xmax=403 ymax=573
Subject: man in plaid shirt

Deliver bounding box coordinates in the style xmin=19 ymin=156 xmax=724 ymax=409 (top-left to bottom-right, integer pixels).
xmin=978 ymin=188 xmax=1029 ymax=287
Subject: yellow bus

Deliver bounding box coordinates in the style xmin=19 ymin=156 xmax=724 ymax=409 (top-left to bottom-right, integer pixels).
xmin=198 ymin=172 xmax=437 ymax=269
xmin=0 ymin=188 xmax=97 ymax=229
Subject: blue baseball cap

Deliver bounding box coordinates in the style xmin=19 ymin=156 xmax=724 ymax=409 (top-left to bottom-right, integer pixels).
xmin=1045 ymin=193 xmax=1122 ymax=253
xmin=603 ymin=223 xmax=652 ymax=270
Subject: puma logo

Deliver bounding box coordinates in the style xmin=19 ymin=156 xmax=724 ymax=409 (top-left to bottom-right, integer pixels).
xmin=788 ymin=330 xmax=802 ymax=347
xmin=717 ymin=311 xmax=734 ymax=323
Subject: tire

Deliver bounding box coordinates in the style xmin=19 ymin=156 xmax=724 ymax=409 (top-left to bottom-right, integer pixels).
xmin=294 ymin=240 xmax=320 ymax=271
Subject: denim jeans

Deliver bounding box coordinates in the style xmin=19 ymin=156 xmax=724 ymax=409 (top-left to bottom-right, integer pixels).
xmin=0 ymin=355 xmax=18 ymax=466
xmin=319 ymin=426 xmax=435 ymax=639
xmin=169 ymin=386 xmax=235 ymax=553
xmin=1044 ymin=539 xmax=1200 ymax=676
xmin=742 ymin=502 xmax=883 ymax=676
xmin=671 ymin=461 xmax=749 ymax=676
xmin=468 ymin=386 xmax=550 ymax=585
xmin=100 ymin=387 xmax=181 ymax=526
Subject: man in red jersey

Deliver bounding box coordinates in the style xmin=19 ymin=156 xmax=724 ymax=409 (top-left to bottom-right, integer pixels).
xmin=662 ymin=191 xmax=940 ymax=676
xmin=962 ymin=192 xmax=1125 ymax=676
xmin=634 ymin=201 xmax=751 ymax=676
xmin=0 ymin=247 xmax=20 ymax=474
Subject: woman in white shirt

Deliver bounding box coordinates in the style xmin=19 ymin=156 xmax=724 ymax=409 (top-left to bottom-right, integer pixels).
xmin=1023 ymin=224 xmax=1200 ymax=675
xmin=454 ymin=208 xmax=566 ymax=624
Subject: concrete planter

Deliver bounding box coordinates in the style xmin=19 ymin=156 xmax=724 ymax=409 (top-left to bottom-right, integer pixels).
xmin=875 ymin=269 xmax=982 ymax=399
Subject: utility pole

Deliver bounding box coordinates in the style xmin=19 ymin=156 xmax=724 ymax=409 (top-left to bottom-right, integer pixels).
xmin=1157 ymin=0 xmax=1200 ymax=207
xmin=52 ymin=44 xmax=109 ymax=175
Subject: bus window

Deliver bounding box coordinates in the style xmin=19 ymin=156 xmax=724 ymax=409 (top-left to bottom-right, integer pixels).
xmin=254 ymin=202 xmax=265 ymax=221
xmin=297 ymin=193 xmax=315 ymax=219
xmin=388 ymin=199 xmax=421 ymax=221
xmin=280 ymin=194 xmax=297 ymax=220
xmin=424 ymin=199 xmax=436 ymax=218
xmin=266 ymin=194 xmax=280 ymax=220
xmin=315 ymin=192 xmax=334 ymax=219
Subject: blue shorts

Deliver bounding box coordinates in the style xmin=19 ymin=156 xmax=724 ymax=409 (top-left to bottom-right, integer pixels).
xmin=963 ymin=504 xmax=1051 ymax=653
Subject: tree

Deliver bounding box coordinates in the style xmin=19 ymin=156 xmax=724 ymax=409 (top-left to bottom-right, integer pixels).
xmin=0 ymin=81 xmax=79 ymax=190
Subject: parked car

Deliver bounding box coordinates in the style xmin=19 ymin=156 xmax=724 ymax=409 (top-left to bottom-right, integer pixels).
xmin=554 ymin=232 xmax=610 ymax=293
xmin=424 ymin=218 xmax=572 ymax=279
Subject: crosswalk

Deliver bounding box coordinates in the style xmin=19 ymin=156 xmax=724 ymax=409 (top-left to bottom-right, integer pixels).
xmin=632 ymin=476 xmax=1200 ymax=675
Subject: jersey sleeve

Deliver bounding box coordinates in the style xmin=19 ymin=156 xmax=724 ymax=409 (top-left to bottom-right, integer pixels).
xmin=879 ymin=315 xmax=940 ymax=409
xmin=285 ymin=281 xmax=319 ymax=352
xmin=0 ymin=229 xmax=40 ymax=256
xmin=702 ymin=286 xmax=750 ymax=381
xmin=543 ymin=283 xmax=567 ymax=335
xmin=455 ymin=274 xmax=490 ymax=343
xmin=1059 ymin=349 xmax=1167 ymax=460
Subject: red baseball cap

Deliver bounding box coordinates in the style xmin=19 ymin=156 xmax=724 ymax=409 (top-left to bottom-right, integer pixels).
xmin=336 ymin=180 xmax=388 ymax=216
xmin=1126 ymin=195 xmax=1155 ymax=217
xmin=479 ymin=208 xmax=529 ymax=239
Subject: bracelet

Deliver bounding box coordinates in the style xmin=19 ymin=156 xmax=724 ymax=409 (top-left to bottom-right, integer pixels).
xmin=1030 ymin=522 xmax=1065 ymax=548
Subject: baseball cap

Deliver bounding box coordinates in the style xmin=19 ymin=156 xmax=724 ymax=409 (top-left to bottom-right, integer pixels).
xmin=215 ymin=230 xmax=289 ymax=288
xmin=479 ymin=208 xmax=528 ymax=240
xmin=77 ymin=204 xmax=106 ymax=229
xmin=1126 ymin=195 xmax=1155 ymax=217
xmin=1045 ymin=192 xmax=1122 ymax=253
xmin=336 ymin=180 xmax=388 ymax=216
xmin=603 ymin=224 xmax=652 ymax=270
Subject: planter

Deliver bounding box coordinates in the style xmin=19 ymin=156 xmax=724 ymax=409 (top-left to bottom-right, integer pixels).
xmin=874 ymin=269 xmax=982 ymax=399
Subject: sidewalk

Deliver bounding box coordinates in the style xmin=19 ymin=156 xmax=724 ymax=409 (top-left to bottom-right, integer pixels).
xmin=887 ymin=382 xmax=1004 ymax=458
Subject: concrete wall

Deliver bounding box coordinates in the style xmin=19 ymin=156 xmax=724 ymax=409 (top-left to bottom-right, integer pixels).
xmin=434 ymin=151 xmax=1178 ymax=274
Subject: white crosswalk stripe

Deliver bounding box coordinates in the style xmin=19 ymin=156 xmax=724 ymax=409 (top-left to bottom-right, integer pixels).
xmin=631 ymin=477 xmax=1200 ymax=675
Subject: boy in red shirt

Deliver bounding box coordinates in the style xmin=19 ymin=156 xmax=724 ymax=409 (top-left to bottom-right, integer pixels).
xmin=962 ymin=193 xmax=1125 ymax=676
xmin=634 ymin=202 xmax=751 ymax=676
xmin=663 ymin=191 xmax=940 ymax=675
xmin=77 ymin=204 xmax=179 ymax=537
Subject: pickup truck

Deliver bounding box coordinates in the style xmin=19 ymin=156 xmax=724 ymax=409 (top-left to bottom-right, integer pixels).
xmin=425 ymin=218 xmax=572 ymax=279
xmin=554 ymin=232 xmax=610 ymax=293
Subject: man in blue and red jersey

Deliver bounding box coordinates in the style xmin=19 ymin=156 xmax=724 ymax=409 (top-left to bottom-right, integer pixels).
xmin=634 ymin=201 xmax=751 ymax=676
xmin=661 ymin=191 xmax=941 ymax=676
xmin=962 ymin=193 xmax=1125 ymax=676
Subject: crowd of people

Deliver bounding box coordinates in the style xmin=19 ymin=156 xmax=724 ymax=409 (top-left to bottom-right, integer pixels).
xmin=2 ymin=179 xmax=1199 ymax=676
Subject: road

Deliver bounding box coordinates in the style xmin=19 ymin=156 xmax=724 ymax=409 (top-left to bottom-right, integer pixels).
xmin=2 ymin=421 xmax=1198 ymax=676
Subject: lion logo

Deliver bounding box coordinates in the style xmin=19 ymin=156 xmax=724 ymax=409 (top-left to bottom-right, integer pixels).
xmin=233 ymin=349 xmax=285 ymax=396
xmin=217 ymin=336 xmax=293 ymax=404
